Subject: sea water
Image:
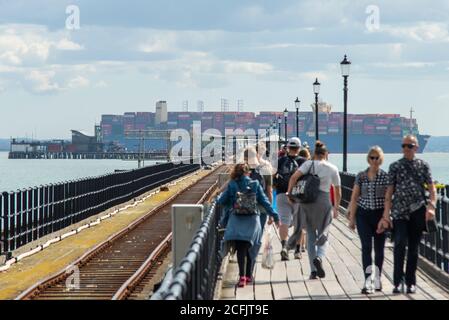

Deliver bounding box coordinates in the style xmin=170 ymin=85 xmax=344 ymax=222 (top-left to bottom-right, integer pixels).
xmin=0 ymin=151 xmax=448 ymax=193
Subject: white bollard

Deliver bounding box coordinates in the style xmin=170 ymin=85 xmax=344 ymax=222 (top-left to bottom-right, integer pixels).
xmin=171 ymin=204 xmax=204 ymax=270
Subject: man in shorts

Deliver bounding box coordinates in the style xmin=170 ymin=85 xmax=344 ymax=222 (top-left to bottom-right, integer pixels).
xmin=274 ymin=137 xmax=306 ymax=260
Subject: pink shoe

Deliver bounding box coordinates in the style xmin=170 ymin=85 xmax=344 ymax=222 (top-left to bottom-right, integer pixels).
xmin=246 ymin=276 xmax=253 ymax=284
xmin=238 ymin=276 xmax=246 ymax=287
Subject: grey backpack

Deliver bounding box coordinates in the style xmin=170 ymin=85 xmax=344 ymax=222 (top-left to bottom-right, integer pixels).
xmin=233 ymin=181 xmax=258 ymax=215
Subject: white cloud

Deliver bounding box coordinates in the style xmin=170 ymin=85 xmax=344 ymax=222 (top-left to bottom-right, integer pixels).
xmin=390 ymin=43 xmax=403 ymax=59
xmin=24 ymin=70 xmax=59 ymax=93
xmin=67 ymin=76 xmax=90 ymax=89
xmin=255 ymin=43 xmax=335 ymax=50
xmin=223 ymin=61 xmax=273 ymax=75
xmin=0 ymin=32 xmax=50 ymax=66
xmin=436 ymin=93 xmax=449 ymax=101
xmin=299 ymin=71 xmax=329 ymax=82
xmin=55 ymin=38 xmax=84 ymax=51
xmin=138 ymin=33 xmax=177 ymax=53
xmin=94 ymin=80 xmax=108 ymax=88
xmin=383 ymin=22 xmax=449 ymax=42
xmin=0 ymin=25 xmax=84 ymax=72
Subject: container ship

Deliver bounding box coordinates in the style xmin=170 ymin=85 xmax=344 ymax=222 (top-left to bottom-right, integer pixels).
xmin=99 ymin=102 xmax=429 ymax=154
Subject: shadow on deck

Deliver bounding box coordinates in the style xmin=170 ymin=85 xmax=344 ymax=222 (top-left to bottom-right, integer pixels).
xmin=219 ymin=216 xmax=449 ymax=300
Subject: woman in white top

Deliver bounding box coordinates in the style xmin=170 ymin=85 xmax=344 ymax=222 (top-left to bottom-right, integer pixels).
xmin=286 ymin=141 xmax=342 ymax=279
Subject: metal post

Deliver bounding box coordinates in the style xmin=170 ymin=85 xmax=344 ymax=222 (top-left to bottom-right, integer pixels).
xmin=284 ymin=113 xmax=288 ymax=142
xmin=1 ymin=192 xmax=8 ymax=255
xmin=256 ymin=132 xmax=259 ymax=149
xmin=315 ymin=93 xmax=319 ymax=141
xmin=222 ymin=135 xmax=225 ymax=162
xmin=277 ymin=117 xmax=281 ymax=144
xmin=296 ymin=106 xmax=299 ymax=138
xmin=343 ymin=75 xmax=348 ymax=172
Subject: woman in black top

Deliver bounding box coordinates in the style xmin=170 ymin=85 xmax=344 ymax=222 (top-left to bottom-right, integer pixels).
xmin=348 ymin=146 xmax=389 ymax=294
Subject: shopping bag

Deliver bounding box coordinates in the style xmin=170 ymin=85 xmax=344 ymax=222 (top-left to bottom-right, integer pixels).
xmin=261 ymin=226 xmax=275 ymax=269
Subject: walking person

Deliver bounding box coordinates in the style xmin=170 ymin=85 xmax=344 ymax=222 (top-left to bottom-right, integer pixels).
xmin=217 ymin=163 xmax=280 ymax=288
xmin=287 ymin=141 xmax=341 ymax=279
xmin=274 ymin=137 xmax=306 ymax=260
xmin=291 ymin=148 xmax=312 ymax=253
xmin=348 ymin=146 xmax=389 ymax=294
xmin=377 ymin=135 xmax=436 ymax=294
xmin=244 ymin=146 xmax=275 ymax=280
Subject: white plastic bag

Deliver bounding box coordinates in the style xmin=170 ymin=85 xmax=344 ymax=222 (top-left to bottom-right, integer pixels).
xmin=261 ymin=226 xmax=275 ymax=269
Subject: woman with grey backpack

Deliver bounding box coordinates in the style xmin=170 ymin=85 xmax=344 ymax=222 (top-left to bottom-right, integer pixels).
xmin=286 ymin=141 xmax=341 ymax=279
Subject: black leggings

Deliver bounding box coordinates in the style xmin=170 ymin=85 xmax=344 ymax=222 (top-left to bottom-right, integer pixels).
xmin=356 ymin=207 xmax=386 ymax=279
xmin=235 ymin=240 xmax=252 ymax=277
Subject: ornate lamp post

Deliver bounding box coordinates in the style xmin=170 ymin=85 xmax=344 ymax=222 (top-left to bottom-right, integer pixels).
xmin=295 ymin=97 xmax=300 ymax=138
xmin=283 ymin=108 xmax=288 ymax=142
xmin=313 ymin=78 xmax=321 ymax=141
xmin=341 ymin=55 xmax=351 ymax=172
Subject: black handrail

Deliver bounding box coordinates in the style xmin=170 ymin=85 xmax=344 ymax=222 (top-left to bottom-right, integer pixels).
xmin=0 ymin=162 xmax=200 ymax=257
xmin=158 ymin=202 xmax=224 ymax=300
xmin=339 ymin=172 xmax=449 ymax=275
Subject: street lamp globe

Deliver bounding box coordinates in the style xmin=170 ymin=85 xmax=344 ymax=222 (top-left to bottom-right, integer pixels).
xmin=284 ymin=108 xmax=288 ymax=118
xmin=341 ymin=54 xmax=351 ymax=77
xmin=295 ymin=97 xmax=300 ymax=110
xmin=313 ymin=78 xmax=321 ymax=94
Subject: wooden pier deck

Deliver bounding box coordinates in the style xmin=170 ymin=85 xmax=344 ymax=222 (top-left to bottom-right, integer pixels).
xmin=220 ymin=215 xmax=449 ymax=300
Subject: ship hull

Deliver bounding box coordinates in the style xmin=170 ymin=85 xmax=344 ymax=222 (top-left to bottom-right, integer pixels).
xmin=299 ymin=134 xmax=430 ymax=154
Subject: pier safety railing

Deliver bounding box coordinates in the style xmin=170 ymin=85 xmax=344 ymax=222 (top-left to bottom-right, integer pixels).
xmin=0 ymin=162 xmax=200 ymax=257
xmin=158 ymin=202 xmax=224 ymax=300
xmin=340 ymin=172 xmax=449 ymax=275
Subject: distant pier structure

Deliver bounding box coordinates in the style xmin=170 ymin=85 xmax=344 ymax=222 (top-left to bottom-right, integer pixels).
xmin=8 ymin=129 xmax=170 ymax=160
xmin=8 ymin=151 xmax=168 ymax=160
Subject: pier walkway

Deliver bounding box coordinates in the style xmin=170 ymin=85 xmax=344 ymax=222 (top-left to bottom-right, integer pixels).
xmin=219 ymin=215 xmax=449 ymax=300
xmin=2 ymin=163 xmax=449 ymax=300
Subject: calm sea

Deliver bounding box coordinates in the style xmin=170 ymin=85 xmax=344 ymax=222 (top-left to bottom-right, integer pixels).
xmin=0 ymin=152 xmax=159 ymax=193
xmin=327 ymin=153 xmax=449 ymax=184
xmin=1 ymin=151 xmax=449 ymax=193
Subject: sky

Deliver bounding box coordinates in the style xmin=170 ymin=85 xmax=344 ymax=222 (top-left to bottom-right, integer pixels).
xmin=0 ymin=0 xmax=449 ymax=139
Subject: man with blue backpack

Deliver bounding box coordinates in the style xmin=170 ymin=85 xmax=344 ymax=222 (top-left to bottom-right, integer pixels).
xmin=274 ymin=137 xmax=307 ymax=260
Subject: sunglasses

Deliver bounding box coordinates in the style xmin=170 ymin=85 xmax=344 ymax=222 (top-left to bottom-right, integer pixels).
xmin=369 ymin=156 xmax=380 ymax=161
xmin=401 ymin=143 xmax=416 ymax=149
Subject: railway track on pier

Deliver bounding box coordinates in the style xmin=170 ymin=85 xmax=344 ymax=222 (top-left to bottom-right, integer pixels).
xmin=17 ymin=165 xmax=228 ymax=300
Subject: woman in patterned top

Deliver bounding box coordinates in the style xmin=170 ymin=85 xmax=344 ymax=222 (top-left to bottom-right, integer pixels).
xmin=348 ymin=146 xmax=389 ymax=294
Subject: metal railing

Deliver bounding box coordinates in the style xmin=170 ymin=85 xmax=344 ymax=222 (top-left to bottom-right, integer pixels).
xmin=340 ymin=172 xmax=449 ymax=275
xmin=0 ymin=162 xmax=200 ymax=257
xmin=157 ymin=202 xmax=224 ymax=300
